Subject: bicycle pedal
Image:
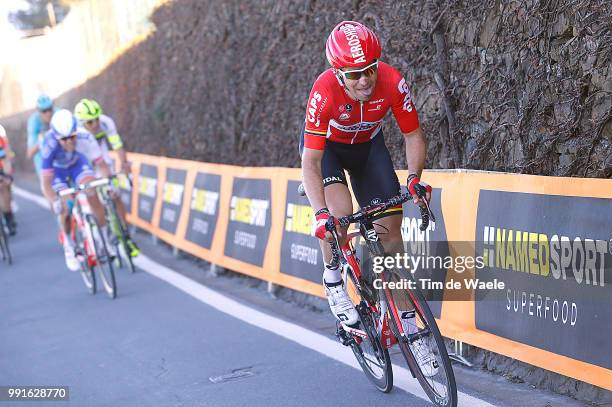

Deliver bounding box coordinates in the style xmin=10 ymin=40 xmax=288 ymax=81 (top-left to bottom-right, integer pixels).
xmin=335 ymin=323 xmax=357 ymax=347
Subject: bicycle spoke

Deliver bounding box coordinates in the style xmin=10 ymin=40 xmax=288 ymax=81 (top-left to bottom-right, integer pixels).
xmin=383 ymin=267 xmax=457 ymax=406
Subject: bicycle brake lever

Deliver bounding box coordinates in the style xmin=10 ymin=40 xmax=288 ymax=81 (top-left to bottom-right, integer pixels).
xmin=422 ymin=197 xmax=436 ymax=223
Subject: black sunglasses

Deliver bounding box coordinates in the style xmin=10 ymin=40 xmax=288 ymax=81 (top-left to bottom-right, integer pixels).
xmin=40 ymin=108 xmax=53 ymax=114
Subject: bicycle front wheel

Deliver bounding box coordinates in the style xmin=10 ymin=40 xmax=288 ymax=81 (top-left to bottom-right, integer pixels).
xmin=349 ymin=302 xmax=393 ymax=393
xmin=383 ymin=267 xmax=457 ymax=407
xmin=87 ymin=214 xmax=117 ymax=299
xmin=73 ymin=222 xmax=95 ymax=294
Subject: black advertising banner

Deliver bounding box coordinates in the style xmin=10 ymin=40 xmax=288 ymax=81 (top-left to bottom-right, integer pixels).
xmin=107 ymin=157 xmax=131 ymax=211
xmin=400 ymin=187 xmax=448 ymax=318
xmin=475 ymin=190 xmax=612 ymax=369
xmin=185 ymin=172 xmax=221 ymax=249
xmin=116 ymin=173 xmax=132 ymax=213
xmin=159 ymin=168 xmax=186 ymax=234
xmin=280 ymin=180 xmax=320 ymax=283
xmin=137 ymin=164 xmax=157 ymax=224
xmin=224 ymin=178 xmax=272 ymax=267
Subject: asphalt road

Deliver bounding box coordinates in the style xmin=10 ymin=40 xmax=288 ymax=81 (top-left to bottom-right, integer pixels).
xmin=0 ymin=187 xmax=589 ymax=407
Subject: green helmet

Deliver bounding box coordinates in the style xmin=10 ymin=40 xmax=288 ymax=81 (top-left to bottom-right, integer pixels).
xmin=74 ymin=98 xmax=102 ymax=121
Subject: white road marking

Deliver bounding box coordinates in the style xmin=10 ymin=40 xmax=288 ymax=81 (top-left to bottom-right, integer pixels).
xmin=135 ymin=254 xmax=495 ymax=406
xmin=13 ymin=186 xmax=49 ymax=209
xmin=16 ymin=184 xmax=496 ymax=406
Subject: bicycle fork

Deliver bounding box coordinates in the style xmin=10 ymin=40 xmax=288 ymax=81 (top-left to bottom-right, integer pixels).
xmin=330 ymin=235 xmax=398 ymax=350
xmin=74 ymin=195 xmax=98 ymax=268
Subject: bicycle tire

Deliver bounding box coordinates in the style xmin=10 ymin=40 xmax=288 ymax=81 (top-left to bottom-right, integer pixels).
xmin=350 ymin=301 xmax=394 ymax=393
xmin=86 ymin=214 xmax=117 ymax=299
xmin=0 ymin=219 xmax=11 ymax=265
xmin=107 ymin=197 xmax=136 ymax=273
xmin=115 ymin=210 xmax=136 ymax=274
xmin=73 ymin=220 xmax=96 ymax=294
xmin=383 ymin=267 xmax=457 ymax=407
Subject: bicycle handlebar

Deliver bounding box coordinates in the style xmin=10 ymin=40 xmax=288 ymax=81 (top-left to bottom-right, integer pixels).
xmin=298 ymin=182 xmax=435 ymax=232
xmin=58 ymin=177 xmax=110 ymax=197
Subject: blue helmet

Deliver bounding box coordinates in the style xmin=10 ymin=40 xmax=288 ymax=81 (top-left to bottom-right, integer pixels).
xmin=36 ymin=94 xmax=53 ymax=110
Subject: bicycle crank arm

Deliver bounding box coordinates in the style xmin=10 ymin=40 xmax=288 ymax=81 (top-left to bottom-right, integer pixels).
xmin=342 ymin=324 xmax=368 ymax=340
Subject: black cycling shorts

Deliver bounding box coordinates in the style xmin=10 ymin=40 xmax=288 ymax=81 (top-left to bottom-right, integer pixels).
xmin=299 ymin=126 xmax=402 ymax=218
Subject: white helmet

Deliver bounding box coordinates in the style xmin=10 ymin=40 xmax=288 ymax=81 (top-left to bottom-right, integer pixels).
xmin=0 ymin=124 xmax=6 ymax=138
xmin=50 ymin=109 xmax=77 ymax=139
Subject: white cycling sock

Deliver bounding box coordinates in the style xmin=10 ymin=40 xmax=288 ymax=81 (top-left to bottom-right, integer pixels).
xmin=323 ymin=264 xmax=342 ymax=286
xmin=63 ymin=232 xmax=73 ymax=249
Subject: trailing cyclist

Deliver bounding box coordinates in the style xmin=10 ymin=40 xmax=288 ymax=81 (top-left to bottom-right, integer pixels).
xmin=27 ymin=95 xmax=58 ymax=179
xmin=40 ymin=109 xmax=115 ymax=271
xmin=300 ymin=21 xmax=436 ymax=376
xmin=0 ymin=124 xmax=16 ymax=235
xmin=74 ymin=99 xmax=139 ymax=257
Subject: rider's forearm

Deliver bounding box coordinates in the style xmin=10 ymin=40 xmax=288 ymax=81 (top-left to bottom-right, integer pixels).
xmin=301 ymin=152 xmax=326 ymax=213
xmin=97 ymin=160 xmax=111 ymax=178
xmin=404 ymin=127 xmax=427 ymax=178
xmin=26 ymin=144 xmax=39 ymax=159
xmin=4 ymin=160 xmax=13 ymax=175
xmin=40 ymin=175 xmax=56 ymax=204
xmin=118 ymin=149 xmax=128 ymax=170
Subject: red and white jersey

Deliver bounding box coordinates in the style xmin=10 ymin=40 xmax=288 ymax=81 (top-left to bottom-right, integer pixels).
xmin=303 ymin=61 xmax=420 ymax=150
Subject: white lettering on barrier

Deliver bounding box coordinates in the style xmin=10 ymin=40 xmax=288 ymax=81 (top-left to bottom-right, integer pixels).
xmin=191 ymin=189 xmax=219 ymax=215
xmin=290 ymin=243 xmax=318 ymax=265
xmin=485 ymin=226 xmax=608 ymax=287
xmin=140 ymin=199 xmax=151 ymax=214
xmin=505 ymin=287 xmax=578 ymax=326
xmin=401 ymin=216 xmax=433 ymax=256
xmin=234 ymin=230 xmax=257 ymax=249
xmin=162 ymin=207 xmax=176 ymax=223
xmin=230 ymin=197 xmax=269 ymax=227
xmin=192 ymin=218 xmax=209 ymax=235
xmin=163 ymin=182 xmax=184 ymax=205
xmin=139 ymin=176 xmax=157 ymax=198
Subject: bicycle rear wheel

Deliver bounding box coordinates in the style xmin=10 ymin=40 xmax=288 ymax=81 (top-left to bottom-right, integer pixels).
xmin=73 ymin=223 xmax=95 ymax=294
xmin=383 ymin=268 xmax=457 ymax=407
xmin=108 ymin=199 xmax=136 ymax=273
xmin=86 ymin=214 xmax=117 ymax=299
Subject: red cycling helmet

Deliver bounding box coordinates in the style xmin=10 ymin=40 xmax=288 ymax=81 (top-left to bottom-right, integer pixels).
xmin=325 ymin=21 xmax=381 ymax=69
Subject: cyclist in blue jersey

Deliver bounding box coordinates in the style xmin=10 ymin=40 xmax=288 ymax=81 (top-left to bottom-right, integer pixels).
xmin=27 ymin=95 xmax=58 ymax=177
xmin=40 ymin=109 xmax=114 ymax=271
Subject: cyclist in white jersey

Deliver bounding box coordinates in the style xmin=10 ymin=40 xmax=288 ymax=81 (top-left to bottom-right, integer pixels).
xmin=74 ymin=99 xmax=139 ymax=257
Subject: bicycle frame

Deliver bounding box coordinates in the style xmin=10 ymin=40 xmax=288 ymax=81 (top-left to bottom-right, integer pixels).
xmin=328 ymin=190 xmax=436 ymax=350
xmin=60 ymin=178 xmax=110 ymax=267
xmin=329 ymin=217 xmax=399 ymax=350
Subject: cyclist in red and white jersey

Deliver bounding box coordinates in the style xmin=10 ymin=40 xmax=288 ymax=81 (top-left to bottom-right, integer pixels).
xmin=301 ymin=22 xmax=434 ymax=369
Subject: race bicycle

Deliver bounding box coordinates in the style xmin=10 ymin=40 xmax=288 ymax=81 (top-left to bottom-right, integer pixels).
xmin=303 ymin=185 xmax=457 ymax=406
xmin=59 ymin=178 xmax=117 ymax=298
xmin=97 ymin=175 xmax=136 ymax=274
